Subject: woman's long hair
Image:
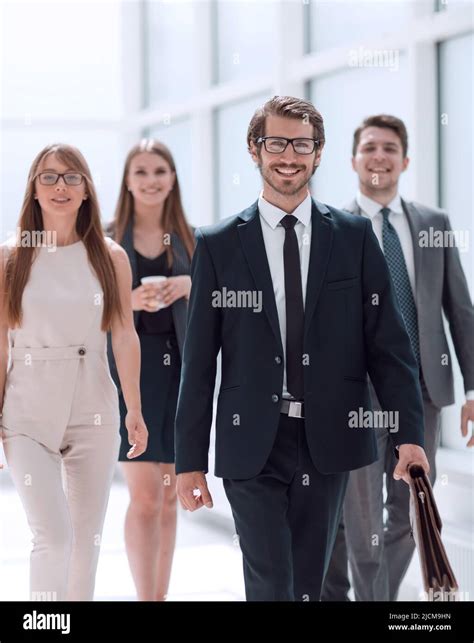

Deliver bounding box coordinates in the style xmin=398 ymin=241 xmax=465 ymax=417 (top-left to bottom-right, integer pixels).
xmin=4 ymin=143 xmax=123 ymax=331
xmin=110 ymin=139 xmax=195 ymax=265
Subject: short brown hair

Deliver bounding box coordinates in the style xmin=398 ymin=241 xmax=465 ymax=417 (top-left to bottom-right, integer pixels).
xmin=352 ymin=114 xmax=408 ymax=157
xmin=247 ymin=95 xmax=325 ymax=152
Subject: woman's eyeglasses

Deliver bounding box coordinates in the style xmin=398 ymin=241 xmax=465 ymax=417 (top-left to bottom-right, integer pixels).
xmin=35 ymin=172 xmax=84 ymax=186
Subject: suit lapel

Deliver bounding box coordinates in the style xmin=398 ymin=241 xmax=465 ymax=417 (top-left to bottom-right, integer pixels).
xmin=119 ymin=218 xmax=140 ymax=326
xmin=237 ymin=199 xmax=334 ymax=350
xmin=237 ymin=201 xmax=283 ymax=353
xmin=344 ymin=199 xmax=360 ymax=216
xmin=304 ymin=200 xmax=334 ymax=339
xmin=347 ymin=196 xmax=423 ymax=305
xmin=122 ymin=218 xmax=139 ymax=286
xmin=401 ymin=199 xmax=423 ymax=302
xmin=170 ymin=232 xmax=191 ymax=276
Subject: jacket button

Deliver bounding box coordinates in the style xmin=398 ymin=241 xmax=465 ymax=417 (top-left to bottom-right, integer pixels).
xmin=274 ymin=356 xmax=282 ymax=364
xmin=78 ymin=347 xmax=86 ymax=356
xmin=272 ymin=394 xmax=279 ymax=403
xmin=166 ymin=338 xmax=172 ymax=349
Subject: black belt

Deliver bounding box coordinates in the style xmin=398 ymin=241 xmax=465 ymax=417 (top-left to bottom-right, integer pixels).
xmin=280 ymin=399 xmax=304 ymax=419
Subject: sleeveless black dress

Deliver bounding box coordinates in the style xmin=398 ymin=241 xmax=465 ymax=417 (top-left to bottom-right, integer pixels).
xmin=118 ymin=249 xmax=181 ymax=463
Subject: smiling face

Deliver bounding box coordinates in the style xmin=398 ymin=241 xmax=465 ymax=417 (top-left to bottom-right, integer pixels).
xmin=127 ymin=151 xmax=175 ymax=209
xmin=352 ymin=126 xmax=409 ymax=198
xmin=250 ymin=114 xmax=323 ymax=204
xmin=34 ymin=153 xmax=88 ymax=218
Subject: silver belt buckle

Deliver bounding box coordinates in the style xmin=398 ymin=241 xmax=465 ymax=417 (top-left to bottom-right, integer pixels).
xmin=288 ymin=401 xmax=303 ymax=418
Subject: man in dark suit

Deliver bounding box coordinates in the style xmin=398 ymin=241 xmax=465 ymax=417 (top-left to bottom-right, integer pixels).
xmin=322 ymin=114 xmax=474 ymax=602
xmin=175 ymin=97 xmax=429 ymax=601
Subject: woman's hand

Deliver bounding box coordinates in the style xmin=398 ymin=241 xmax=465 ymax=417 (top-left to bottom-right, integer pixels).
xmin=156 ymin=276 xmax=191 ymax=307
xmin=125 ymin=409 xmax=148 ymax=459
xmin=131 ymin=284 xmax=162 ymax=312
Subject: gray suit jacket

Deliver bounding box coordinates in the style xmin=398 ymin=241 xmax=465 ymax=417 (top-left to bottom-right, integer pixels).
xmin=345 ymin=198 xmax=474 ymax=408
xmin=104 ymin=219 xmax=192 ymax=393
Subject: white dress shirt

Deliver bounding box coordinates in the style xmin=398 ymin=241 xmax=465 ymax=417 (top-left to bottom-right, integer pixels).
xmin=258 ymin=191 xmax=312 ymax=399
xmin=356 ymin=191 xmax=416 ymax=297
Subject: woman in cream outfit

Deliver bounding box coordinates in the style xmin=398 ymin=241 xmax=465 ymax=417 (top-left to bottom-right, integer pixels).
xmin=0 ymin=143 xmax=148 ymax=601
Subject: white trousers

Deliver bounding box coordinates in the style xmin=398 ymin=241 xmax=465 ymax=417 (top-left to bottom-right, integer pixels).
xmin=3 ymin=424 xmax=120 ymax=601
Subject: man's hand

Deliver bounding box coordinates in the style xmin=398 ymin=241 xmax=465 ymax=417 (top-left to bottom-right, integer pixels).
xmin=177 ymin=471 xmax=213 ymax=512
xmin=461 ymin=400 xmax=474 ymax=447
xmin=393 ymin=444 xmax=430 ymax=484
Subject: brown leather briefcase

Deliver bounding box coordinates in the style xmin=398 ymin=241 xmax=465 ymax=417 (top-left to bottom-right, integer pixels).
xmin=408 ymin=464 xmax=459 ymax=600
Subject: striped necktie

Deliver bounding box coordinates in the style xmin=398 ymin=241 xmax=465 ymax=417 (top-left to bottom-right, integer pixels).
xmin=381 ymin=207 xmax=420 ymax=365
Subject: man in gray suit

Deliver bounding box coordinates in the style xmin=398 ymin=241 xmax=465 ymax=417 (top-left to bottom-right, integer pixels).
xmin=322 ymin=114 xmax=474 ymax=602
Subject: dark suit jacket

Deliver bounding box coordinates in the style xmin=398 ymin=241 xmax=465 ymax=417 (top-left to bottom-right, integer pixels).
xmin=104 ymin=218 xmax=192 ymax=393
xmin=345 ymin=199 xmax=474 ymax=408
xmin=175 ymin=199 xmax=425 ymax=480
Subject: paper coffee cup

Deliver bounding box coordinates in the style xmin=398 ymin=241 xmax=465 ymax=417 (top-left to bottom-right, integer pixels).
xmin=141 ymin=275 xmax=168 ymax=310
xmin=141 ymin=276 xmax=167 ymax=285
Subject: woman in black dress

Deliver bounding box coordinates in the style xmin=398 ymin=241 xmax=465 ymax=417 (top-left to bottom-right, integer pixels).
xmin=106 ymin=139 xmax=194 ymax=600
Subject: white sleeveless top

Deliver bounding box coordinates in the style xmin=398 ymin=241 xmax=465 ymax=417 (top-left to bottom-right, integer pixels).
xmin=1 ymin=238 xmax=120 ymax=451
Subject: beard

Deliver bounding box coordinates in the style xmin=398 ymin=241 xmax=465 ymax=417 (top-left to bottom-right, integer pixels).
xmin=258 ymin=161 xmax=317 ymax=196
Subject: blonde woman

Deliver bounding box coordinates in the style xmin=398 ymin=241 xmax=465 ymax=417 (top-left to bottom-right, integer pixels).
xmin=106 ymin=139 xmax=194 ymax=601
xmin=0 ymin=143 xmax=148 ymax=601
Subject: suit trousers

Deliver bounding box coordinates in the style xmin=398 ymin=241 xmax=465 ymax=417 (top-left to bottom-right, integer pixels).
xmin=223 ymin=413 xmax=349 ymax=601
xmin=2 ymin=424 xmax=120 ymax=601
xmin=322 ymin=379 xmax=441 ymax=601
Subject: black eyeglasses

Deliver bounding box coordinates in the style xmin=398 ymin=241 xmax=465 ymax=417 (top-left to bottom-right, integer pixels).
xmin=35 ymin=172 xmax=84 ymax=186
xmin=257 ymin=136 xmax=320 ymax=155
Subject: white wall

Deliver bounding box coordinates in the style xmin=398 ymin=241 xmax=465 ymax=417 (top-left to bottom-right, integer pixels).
xmin=0 ymin=0 xmax=124 ymax=237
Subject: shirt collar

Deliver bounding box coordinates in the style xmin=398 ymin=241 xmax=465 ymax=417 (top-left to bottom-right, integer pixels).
xmin=258 ymin=191 xmax=312 ymax=230
xmin=356 ymin=190 xmax=403 ymax=219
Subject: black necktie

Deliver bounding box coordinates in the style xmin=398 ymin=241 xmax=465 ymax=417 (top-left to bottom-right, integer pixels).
xmin=280 ymin=215 xmax=304 ymax=399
